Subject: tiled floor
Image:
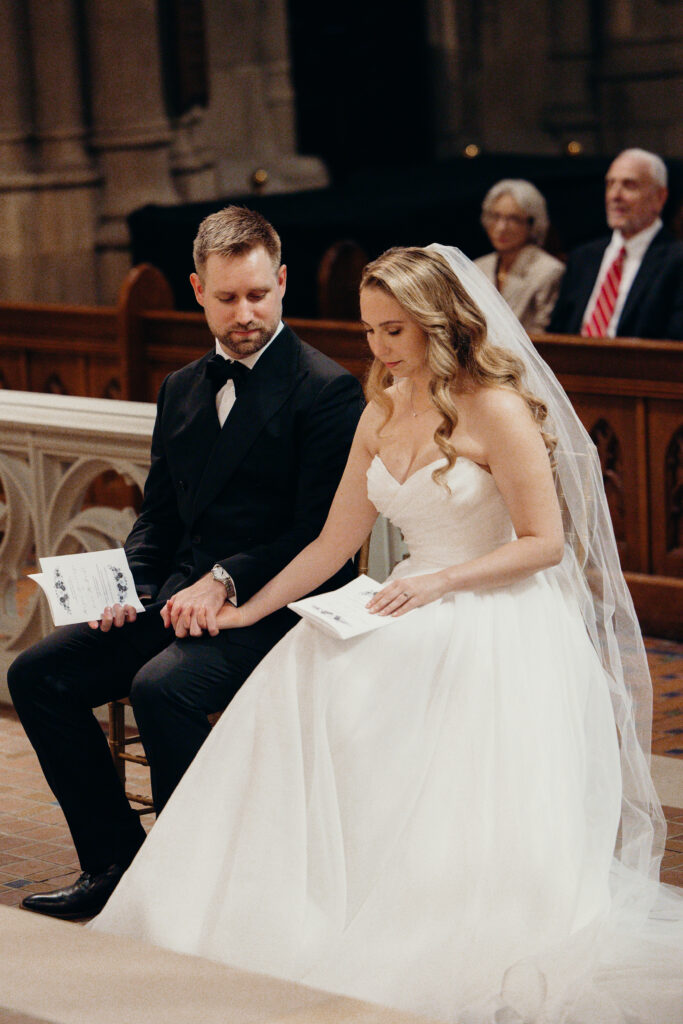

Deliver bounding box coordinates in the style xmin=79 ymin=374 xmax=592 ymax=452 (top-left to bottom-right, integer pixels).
xmin=1 ymin=634 xmax=683 ymax=918
xmin=648 ymin=635 xmax=683 ymax=758
xmin=0 ymin=708 xmax=154 ymax=913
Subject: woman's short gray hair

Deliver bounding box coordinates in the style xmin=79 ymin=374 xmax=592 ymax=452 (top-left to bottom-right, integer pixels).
xmin=481 ymin=179 xmax=550 ymax=246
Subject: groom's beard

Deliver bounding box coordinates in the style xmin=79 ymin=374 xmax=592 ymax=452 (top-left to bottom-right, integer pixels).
xmin=216 ymin=322 xmax=276 ymax=358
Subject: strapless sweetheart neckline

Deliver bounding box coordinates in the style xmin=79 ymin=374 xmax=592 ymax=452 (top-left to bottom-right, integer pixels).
xmin=371 ymin=452 xmax=489 ymax=488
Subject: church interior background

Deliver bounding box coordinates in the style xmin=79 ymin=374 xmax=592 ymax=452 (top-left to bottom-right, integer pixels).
xmin=1 ymin=5 xmax=683 ymax=1015
xmin=0 ymin=0 xmax=680 ymax=307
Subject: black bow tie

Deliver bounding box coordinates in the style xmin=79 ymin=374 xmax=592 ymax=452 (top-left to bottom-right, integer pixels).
xmin=206 ymin=354 xmax=249 ymax=395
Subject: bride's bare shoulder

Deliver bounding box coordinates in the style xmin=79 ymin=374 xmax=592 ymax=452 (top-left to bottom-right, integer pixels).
xmin=458 ymin=385 xmax=539 ymax=450
xmin=354 ymin=399 xmax=387 ymax=442
xmin=361 ymin=394 xmax=395 ymax=427
xmin=461 ymin=383 xmax=532 ymax=421
xmin=353 ymin=394 xmax=399 ymax=460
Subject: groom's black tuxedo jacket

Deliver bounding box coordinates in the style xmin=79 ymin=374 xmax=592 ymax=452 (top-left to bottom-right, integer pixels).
xmin=548 ymin=227 xmax=683 ymax=340
xmin=124 ymin=325 xmax=365 ymax=608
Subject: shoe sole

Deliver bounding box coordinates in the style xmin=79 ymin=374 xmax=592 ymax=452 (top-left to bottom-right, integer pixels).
xmin=21 ymin=903 xmax=102 ymax=921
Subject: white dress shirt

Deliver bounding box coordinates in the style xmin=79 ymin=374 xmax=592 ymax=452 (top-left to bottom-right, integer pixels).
xmin=581 ymin=219 xmax=662 ymax=337
xmin=214 ymin=320 xmax=284 ymax=427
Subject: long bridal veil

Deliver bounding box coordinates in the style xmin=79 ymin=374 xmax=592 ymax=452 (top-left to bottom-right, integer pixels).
xmin=429 ymin=245 xmax=682 ymax=1021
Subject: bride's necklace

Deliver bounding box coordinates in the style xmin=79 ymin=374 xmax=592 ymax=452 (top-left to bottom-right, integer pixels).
xmin=409 ymin=380 xmax=432 ymax=418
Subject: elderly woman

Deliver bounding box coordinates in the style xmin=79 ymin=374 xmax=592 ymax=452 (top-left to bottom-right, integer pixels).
xmin=476 ymin=178 xmax=565 ymax=332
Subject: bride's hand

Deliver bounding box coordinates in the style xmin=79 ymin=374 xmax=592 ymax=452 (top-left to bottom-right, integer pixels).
xmin=215 ymin=604 xmax=247 ymax=630
xmin=366 ymin=572 xmax=447 ymax=617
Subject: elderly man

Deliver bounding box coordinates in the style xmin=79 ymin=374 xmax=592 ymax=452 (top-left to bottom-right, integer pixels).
xmin=9 ymin=206 xmax=364 ymax=919
xmin=549 ymin=148 xmax=683 ymax=339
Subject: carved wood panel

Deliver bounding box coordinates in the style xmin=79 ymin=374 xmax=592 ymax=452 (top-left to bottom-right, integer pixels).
xmin=0 ymin=353 xmax=29 ymax=390
xmin=648 ymin=400 xmax=683 ymax=578
xmin=27 ymin=354 xmax=89 ymax=396
xmin=88 ymin=359 xmax=124 ymax=400
xmin=562 ymin=391 xmax=645 ymax=572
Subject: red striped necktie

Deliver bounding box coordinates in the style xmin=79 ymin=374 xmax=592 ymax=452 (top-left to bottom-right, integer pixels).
xmin=581 ymin=245 xmax=627 ymax=337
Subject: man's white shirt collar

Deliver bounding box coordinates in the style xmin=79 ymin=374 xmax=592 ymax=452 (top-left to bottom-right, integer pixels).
xmin=608 ymin=218 xmax=662 ymax=262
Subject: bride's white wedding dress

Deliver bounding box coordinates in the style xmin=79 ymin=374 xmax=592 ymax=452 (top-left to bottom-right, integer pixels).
xmin=92 ymin=455 xmax=683 ymax=1022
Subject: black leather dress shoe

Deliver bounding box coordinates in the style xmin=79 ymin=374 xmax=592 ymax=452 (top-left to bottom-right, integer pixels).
xmin=21 ymin=864 xmax=125 ymax=920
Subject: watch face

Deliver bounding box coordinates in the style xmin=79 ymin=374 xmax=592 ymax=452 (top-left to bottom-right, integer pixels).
xmin=212 ymin=565 xmax=235 ymax=600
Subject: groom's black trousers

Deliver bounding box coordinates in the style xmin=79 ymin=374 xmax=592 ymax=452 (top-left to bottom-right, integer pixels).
xmin=8 ymin=603 xmax=296 ymax=873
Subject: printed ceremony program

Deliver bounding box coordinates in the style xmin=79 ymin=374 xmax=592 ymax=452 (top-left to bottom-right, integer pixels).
xmin=288 ymin=574 xmax=409 ymax=639
xmin=29 ymin=548 xmax=145 ymax=626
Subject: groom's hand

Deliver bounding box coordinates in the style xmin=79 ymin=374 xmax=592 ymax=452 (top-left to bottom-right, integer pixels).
xmin=161 ymin=574 xmax=227 ymax=638
xmin=88 ymin=603 xmax=140 ymax=631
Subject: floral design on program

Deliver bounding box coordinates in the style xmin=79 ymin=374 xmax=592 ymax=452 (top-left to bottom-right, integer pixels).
xmin=52 ymin=568 xmax=71 ymax=615
xmin=108 ymin=565 xmax=129 ymax=604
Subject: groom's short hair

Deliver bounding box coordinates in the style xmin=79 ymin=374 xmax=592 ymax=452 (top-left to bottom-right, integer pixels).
xmin=192 ymin=205 xmax=282 ymax=277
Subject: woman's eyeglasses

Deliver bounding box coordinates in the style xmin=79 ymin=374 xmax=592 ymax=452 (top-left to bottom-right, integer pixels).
xmin=483 ymin=212 xmax=530 ymax=228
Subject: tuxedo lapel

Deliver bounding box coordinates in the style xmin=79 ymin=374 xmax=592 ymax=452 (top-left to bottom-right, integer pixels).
xmin=183 ymin=352 xmax=223 ymax=440
xmin=617 ymin=229 xmax=665 ymax=334
xmin=190 ymin=328 xmax=302 ymax=521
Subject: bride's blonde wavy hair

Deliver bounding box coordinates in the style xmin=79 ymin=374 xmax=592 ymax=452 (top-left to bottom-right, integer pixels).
xmin=360 ymin=247 xmax=555 ymax=486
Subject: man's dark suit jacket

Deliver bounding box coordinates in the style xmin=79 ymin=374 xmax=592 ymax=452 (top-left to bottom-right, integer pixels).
xmin=124 ymin=324 xmax=365 ymax=612
xmin=548 ymin=227 xmax=683 ymax=340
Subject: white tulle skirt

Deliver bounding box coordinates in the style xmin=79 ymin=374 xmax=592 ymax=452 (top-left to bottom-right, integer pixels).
xmin=91 ymin=567 xmax=683 ymax=1022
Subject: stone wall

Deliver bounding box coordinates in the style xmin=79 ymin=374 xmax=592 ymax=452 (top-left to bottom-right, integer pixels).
xmin=0 ymin=0 xmax=323 ymax=306
xmin=426 ymin=0 xmax=683 ymax=158
xmin=0 ymin=1 xmax=680 ymax=306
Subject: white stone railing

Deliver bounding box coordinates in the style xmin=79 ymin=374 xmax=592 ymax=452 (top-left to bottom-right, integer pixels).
xmin=0 ymin=391 xmax=156 ymax=701
xmin=0 ymin=390 xmax=402 ymax=703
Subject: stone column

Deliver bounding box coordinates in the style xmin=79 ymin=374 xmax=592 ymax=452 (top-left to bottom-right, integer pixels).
xmin=543 ymin=0 xmax=600 ymax=153
xmin=0 ymin=3 xmax=32 ymax=174
xmin=83 ymin=0 xmax=179 ymax=302
xmin=169 ymin=106 xmax=217 ymax=202
xmin=427 ymin=0 xmax=562 ymax=156
xmin=28 ymin=0 xmax=91 ymax=173
xmin=424 ymin=0 xmax=474 ymax=157
xmin=203 ymin=0 xmax=327 ymax=195
xmin=23 ymin=0 xmax=100 ymax=303
xmin=0 ymin=3 xmax=35 ymax=301
xmin=597 ymin=0 xmax=683 ymax=157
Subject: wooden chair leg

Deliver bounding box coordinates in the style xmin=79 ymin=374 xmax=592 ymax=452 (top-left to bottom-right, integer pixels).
xmin=107 ymin=698 xmax=155 ymax=814
xmin=356 ymin=534 xmax=371 ymax=577
xmin=108 ymin=699 xmax=126 ymax=786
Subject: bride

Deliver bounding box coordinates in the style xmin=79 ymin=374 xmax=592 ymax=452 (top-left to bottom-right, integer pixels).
xmin=91 ymin=246 xmax=683 ymax=1022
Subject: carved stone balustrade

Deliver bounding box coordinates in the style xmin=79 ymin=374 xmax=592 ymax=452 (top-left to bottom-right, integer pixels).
xmin=0 ymin=389 xmax=399 ymax=701
xmin=0 ymin=390 xmax=155 ymax=701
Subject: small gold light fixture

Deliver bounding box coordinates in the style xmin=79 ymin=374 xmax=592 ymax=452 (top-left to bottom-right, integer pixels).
xmin=251 ymin=167 xmax=269 ymax=191
xmin=566 ymin=140 xmax=583 ymax=156
xmin=463 ymin=143 xmax=481 ymax=159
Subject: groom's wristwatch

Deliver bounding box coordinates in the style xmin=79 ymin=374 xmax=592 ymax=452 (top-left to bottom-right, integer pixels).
xmin=211 ymin=564 xmax=236 ymax=603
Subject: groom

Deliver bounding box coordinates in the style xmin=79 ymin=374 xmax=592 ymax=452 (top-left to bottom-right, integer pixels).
xmin=9 ymin=206 xmax=364 ymax=919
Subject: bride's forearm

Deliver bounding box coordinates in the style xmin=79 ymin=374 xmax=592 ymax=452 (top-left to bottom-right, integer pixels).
xmin=223 ymin=432 xmax=379 ymax=629
xmin=367 ymin=534 xmax=564 ymax=618
xmin=230 ymin=537 xmax=351 ymax=628
xmin=442 ymin=535 xmax=564 ymax=594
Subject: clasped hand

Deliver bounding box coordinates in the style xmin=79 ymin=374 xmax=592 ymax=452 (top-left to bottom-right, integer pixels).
xmin=87 ymin=577 xmax=246 ymax=637
xmin=365 ymin=571 xmax=447 ymax=617
xmin=160 ymin=575 xmax=229 ymax=637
